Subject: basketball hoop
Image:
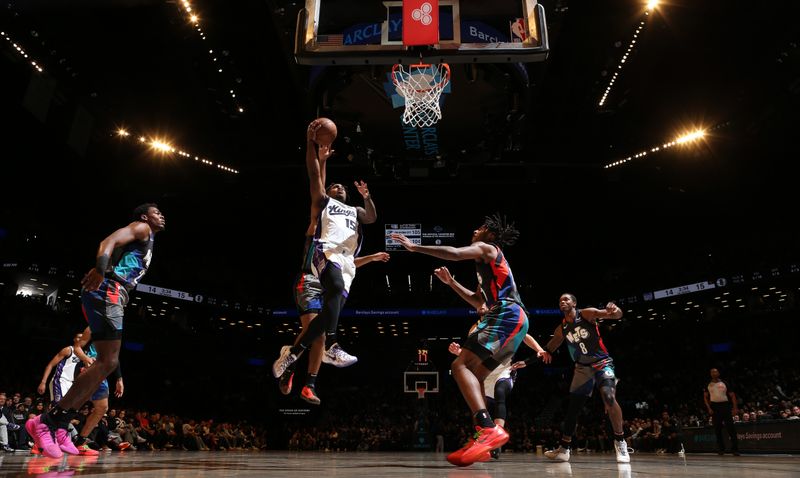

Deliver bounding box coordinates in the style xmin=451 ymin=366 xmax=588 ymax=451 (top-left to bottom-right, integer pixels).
xmin=416 ymin=385 xmax=427 ymax=399
xmin=392 ymin=63 xmax=450 ymax=128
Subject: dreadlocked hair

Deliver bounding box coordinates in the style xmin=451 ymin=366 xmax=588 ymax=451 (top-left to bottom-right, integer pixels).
xmin=483 ymin=213 xmax=520 ymax=248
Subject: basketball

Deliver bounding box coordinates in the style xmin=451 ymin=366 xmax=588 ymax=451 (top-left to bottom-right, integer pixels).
xmin=312 ymin=117 xmax=337 ymax=145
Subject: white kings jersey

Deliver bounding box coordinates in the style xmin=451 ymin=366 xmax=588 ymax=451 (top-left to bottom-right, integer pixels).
xmin=311 ymin=197 xmax=362 ymax=293
xmin=50 ymin=346 xmax=80 ymax=402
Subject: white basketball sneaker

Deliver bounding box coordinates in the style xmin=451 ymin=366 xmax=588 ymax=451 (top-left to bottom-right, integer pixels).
xmin=544 ymin=446 xmax=571 ymax=462
xmin=614 ymin=439 xmax=631 ymax=463
xmin=272 ymin=346 xmax=297 ymax=378
xmin=322 ymin=343 xmax=358 ymax=367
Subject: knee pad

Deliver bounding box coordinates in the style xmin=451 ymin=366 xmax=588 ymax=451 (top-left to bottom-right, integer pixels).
xmin=600 ymin=384 xmax=617 ymax=407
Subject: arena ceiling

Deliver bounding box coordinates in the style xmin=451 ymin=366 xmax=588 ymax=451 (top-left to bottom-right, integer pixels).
xmin=1 ymin=0 xmax=799 ymax=306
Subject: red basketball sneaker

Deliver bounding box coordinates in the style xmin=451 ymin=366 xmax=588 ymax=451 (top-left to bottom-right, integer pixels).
xmin=279 ymin=371 xmax=294 ymax=395
xmin=300 ymin=386 xmax=321 ymax=405
xmin=446 ymin=428 xmax=492 ymax=467
xmin=458 ymin=425 xmax=509 ymax=465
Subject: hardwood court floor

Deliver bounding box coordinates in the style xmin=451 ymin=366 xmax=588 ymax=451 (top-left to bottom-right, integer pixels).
xmin=1 ymin=450 xmax=798 ymax=477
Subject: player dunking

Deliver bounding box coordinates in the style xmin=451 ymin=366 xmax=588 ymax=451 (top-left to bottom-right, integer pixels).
xmin=543 ymin=293 xmax=630 ymax=463
xmin=278 ymin=134 xmax=388 ymax=404
xmin=272 ymin=120 xmax=377 ymax=379
xmin=26 ymin=203 xmax=165 ymax=459
xmin=281 ymin=245 xmax=389 ymax=404
xmin=392 ymin=214 xmax=527 ymax=466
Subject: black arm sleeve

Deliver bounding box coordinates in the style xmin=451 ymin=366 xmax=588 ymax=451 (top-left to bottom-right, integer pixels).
xmin=523 ymin=356 xmax=535 ymax=366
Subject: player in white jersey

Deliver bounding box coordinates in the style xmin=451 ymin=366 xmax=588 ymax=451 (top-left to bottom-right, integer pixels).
xmin=38 ymin=333 xmax=88 ymax=403
xmin=272 ymin=119 xmax=377 ymax=378
xmin=311 ymin=190 xmax=362 ymax=294
xmin=36 ymin=329 xmax=124 ymax=455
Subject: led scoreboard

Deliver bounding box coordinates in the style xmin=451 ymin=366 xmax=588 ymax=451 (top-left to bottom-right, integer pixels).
xmin=385 ymin=223 xmax=456 ymax=251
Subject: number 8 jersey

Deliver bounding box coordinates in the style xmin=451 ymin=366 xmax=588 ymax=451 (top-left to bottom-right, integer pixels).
xmin=562 ymin=311 xmax=611 ymax=365
xmin=311 ymin=196 xmax=363 ymax=292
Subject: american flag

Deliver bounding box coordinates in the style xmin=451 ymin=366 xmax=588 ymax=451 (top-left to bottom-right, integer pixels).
xmin=317 ymin=34 xmax=344 ymax=47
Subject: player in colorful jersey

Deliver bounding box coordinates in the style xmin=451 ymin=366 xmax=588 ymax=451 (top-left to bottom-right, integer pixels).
xmin=543 ymin=293 xmax=629 ymax=463
xmin=272 ymin=120 xmax=377 ymax=380
xmin=72 ymin=327 xmax=126 ymax=455
xmin=26 ymin=203 xmax=165 ymax=459
xmin=450 ymin=330 xmax=551 ymax=460
xmin=391 ymin=214 xmax=528 ymax=466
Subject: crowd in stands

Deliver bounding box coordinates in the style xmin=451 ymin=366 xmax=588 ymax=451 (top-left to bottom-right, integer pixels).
xmin=273 ymin=305 xmax=800 ymax=453
xmin=3 ymin=286 xmax=800 ymax=454
xmin=0 ymin=388 xmax=267 ymax=453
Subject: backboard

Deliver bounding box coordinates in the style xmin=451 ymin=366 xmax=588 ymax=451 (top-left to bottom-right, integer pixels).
xmin=403 ymin=371 xmax=440 ymax=396
xmin=295 ymin=0 xmax=549 ymax=65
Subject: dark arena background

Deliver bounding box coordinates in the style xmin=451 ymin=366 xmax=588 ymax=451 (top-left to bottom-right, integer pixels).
xmin=2 ymin=0 xmax=800 ymax=476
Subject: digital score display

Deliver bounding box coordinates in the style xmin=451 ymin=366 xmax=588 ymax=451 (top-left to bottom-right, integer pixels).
xmin=385 ymin=223 xmax=456 ymax=251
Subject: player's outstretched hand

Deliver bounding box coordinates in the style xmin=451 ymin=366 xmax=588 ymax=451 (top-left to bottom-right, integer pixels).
xmin=307 ymin=119 xmax=321 ymax=142
xmin=538 ymin=350 xmax=552 ymax=364
xmin=318 ymin=144 xmax=334 ymax=162
xmin=354 ymin=180 xmax=370 ymax=198
xmin=433 ymin=266 xmax=453 ymax=285
xmin=605 ymin=302 xmax=620 ymax=315
xmin=448 ymin=342 xmax=461 ymax=356
xmin=373 ymin=252 xmax=390 ymax=262
xmin=390 ymin=233 xmax=416 ymax=251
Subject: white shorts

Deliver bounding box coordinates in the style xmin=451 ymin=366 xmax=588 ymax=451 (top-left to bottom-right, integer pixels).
xmin=312 ymin=250 xmax=356 ymax=294
xmin=483 ymin=358 xmax=513 ymax=399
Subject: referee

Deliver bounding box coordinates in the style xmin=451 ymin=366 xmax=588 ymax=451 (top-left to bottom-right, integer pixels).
xmin=703 ymin=368 xmax=740 ymax=455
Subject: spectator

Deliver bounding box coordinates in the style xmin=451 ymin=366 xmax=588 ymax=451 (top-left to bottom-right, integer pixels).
xmin=182 ymin=419 xmax=208 ymax=451
xmin=114 ymin=410 xmax=145 ymax=448
xmin=659 ymin=411 xmax=680 ymax=454
xmin=11 ymin=403 xmax=30 ymax=450
xmin=1 ymin=392 xmax=21 ymax=452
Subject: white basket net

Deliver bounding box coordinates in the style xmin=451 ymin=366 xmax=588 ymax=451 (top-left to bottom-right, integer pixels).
xmin=392 ymin=63 xmax=450 ymax=128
